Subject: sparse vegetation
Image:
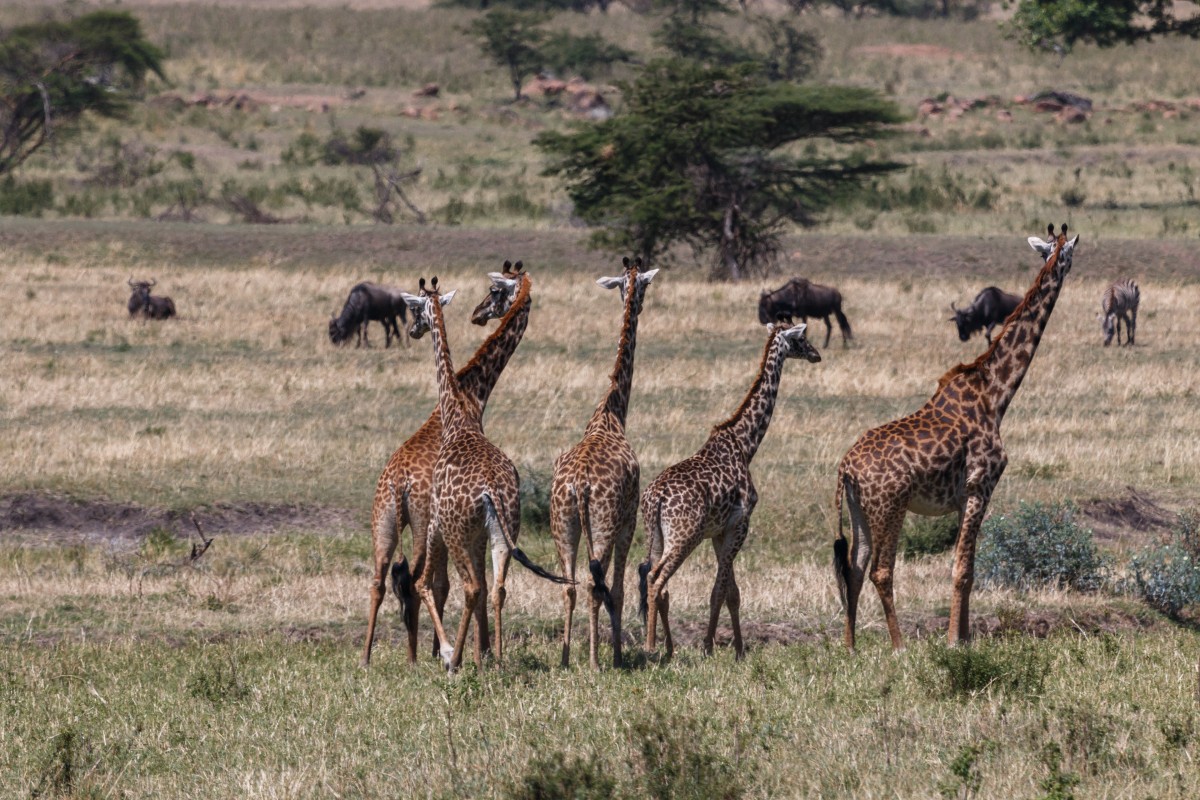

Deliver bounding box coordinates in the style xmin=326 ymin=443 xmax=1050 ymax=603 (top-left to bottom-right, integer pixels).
xmin=977 ymin=502 xmax=1109 ymax=593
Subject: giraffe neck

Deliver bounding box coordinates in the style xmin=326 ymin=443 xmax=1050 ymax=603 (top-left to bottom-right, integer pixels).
xmin=976 ymin=239 xmax=1068 ymax=424
xmin=713 ymin=330 xmax=788 ymax=462
xmin=458 ymin=274 xmax=532 ymax=412
xmin=428 ymin=298 xmax=477 ymax=435
xmin=591 ymin=278 xmax=646 ymax=429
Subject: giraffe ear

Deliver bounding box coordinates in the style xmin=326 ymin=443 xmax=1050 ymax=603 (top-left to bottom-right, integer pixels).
xmin=1027 ymin=236 xmax=1053 ymax=258
xmin=439 ymin=289 xmax=456 ymax=306
xmin=399 ymin=291 xmax=423 ymax=313
xmin=637 ymin=268 xmax=660 ymax=286
xmin=596 ymin=276 xmax=623 ymax=291
xmin=783 ymin=323 xmax=808 ymax=340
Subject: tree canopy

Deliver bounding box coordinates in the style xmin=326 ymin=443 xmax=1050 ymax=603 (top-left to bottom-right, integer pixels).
xmin=536 ymin=59 xmax=904 ymax=280
xmin=0 ymin=10 xmax=165 ymax=176
xmin=1007 ymin=0 xmax=1200 ymax=53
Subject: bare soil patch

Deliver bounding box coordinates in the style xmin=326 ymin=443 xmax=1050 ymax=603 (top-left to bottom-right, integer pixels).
xmin=0 ymin=491 xmax=356 ymax=546
xmin=1078 ymin=486 xmax=1178 ymax=546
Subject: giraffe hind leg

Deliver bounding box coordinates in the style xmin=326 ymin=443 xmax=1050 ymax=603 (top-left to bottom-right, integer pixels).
xmin=362 ymin=494 xmax=401 ymax=668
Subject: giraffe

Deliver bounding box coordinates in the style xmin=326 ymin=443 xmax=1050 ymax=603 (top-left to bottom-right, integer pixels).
xmin=402 ymin=276 xmax=570 ymax=673
xmin=833 ymin=224 xmax=1079 ymax=652
xmin=360 ymin=262 xmax=531 ymax=668
xmin=550 ymin=257 xmax=659 ymax=669
xmin=639 ymin=323 xmax=822 ymax=661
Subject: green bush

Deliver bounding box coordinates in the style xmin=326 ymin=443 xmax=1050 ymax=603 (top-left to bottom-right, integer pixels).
xmin=925 ymin=638 xmax=1052 ymax=699
xmin=1128 ymin=511 xmax=1200 ymax=619
xmin=506 ymin=753 xmax=616 ymax=800
xmin=976 ymin=502 xmax=1108 ymax=592
xmin=901 ymin=514 xmax=959 ymax=557
xmin=519 ymin=464 xmax=553 ymax=532
xmin=0 ymin=175 xmax=54 ymax=216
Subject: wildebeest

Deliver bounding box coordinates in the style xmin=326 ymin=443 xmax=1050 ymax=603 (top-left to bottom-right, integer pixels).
xmin=757 ymin=277 xmax=853 ymax=347
xmin=126 ymin=278 xmax=176 ymax=320
xmin=950 ymin=286 xmax=1020 ymax=345
xmin=1100 ymin=277 xmax=1139 ymax=346
xmin=329 ymin=282 xmax=410 ymax=348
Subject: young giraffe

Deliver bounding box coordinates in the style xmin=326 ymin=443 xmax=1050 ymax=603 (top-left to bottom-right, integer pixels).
xmin=402 ymin=276 xmax=569 ymax=673
xmin=550 ymin=257 xmax=659 ymax=669
xmin=640 ymin=323 xmax=822 ymax=661
xmin=834 ymin=224 xmax=1079 ymax=651
xmin=360 ymin=262 xmax=531 ymax=668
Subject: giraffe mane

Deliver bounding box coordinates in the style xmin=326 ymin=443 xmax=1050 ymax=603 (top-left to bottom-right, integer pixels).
xmin=712 ymin=325 xmax=778 ymax=433
xmin=456 ymin=269 xmax=532 ymax=380
xmin=935 ymin=230 xmax=1066 ymax=391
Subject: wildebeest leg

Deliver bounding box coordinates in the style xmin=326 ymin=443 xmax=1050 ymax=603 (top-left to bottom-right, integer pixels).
xmin=822 ymin=315 xmax=833 ymax=348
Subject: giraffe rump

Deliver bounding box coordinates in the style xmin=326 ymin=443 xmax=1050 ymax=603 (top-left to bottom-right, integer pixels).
xmin=576 ymin=483 xmax=615 ymax=617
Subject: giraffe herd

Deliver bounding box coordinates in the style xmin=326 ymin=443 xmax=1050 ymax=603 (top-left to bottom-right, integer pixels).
xmin=362 ymin=224 xmax=1080 ymax=672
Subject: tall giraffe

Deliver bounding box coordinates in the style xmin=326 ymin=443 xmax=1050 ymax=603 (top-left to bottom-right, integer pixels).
xmin=360 ymin=262 xmax=531 ymax=668
xmin=402 ymin=277 xmax=569 ymax=673
xmin=550 ymin=257 xmax=659 ymax=669
xmin=834 ymin=224 xmax=1079 ymax=651
xmin=639 ymin=323 xmax=822 ymax=661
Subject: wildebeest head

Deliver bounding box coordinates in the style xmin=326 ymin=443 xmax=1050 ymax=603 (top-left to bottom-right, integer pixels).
xmin=127 ymin=278 xmax=154 ymax=316
xmin=469 ymin=260 xmax=524 ymax=327
xmin=949 ymin=301 xmax=976 ymax=342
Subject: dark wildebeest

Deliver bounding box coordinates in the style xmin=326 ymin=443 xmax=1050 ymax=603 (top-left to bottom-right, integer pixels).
xmin=1099 ymin=277 xmax=1139 ymax=347
xmin=949 ymin=286 xmax=1021 ymax=345
xmin=126 ymin=278 xmax=176 ymax=320
xmin=757 ymin=277 xmax=853 ymax=347
xmin=329 ymin=282 xmax=410 ymax=348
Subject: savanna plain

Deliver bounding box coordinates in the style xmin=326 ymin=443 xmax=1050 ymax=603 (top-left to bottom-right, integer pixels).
xmin=2 ymin=1 xmax=1199 ymax=798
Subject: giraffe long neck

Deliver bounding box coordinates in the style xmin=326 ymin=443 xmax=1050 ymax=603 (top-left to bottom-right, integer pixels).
xmin=980 ymin=240 xmax=1067 ymax=423
xmin=458 ymin=275 xmax=532 ymax=413
xmin=713 ymin=331 xmax=788 ymax=462
xmin=428 ymin=299 xmax=477 ymax=435
xmin=592 ymin=279 xmax=646 ymax=428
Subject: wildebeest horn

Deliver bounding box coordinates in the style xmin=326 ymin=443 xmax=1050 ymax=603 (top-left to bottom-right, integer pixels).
xmin=148 ymin=278 xmax=156 ymax=287
xmin=127 ymin=277 xmax=136 ymax=287
xmin=950 ymin=301 xmax=958 ymax=311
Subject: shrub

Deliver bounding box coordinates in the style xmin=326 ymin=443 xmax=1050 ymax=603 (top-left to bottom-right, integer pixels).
xmin=901 ymin=514 xmax=959 ymax=557
xmin=0 ymin=175 xmax=54 ymax=215
xmin=629 ymin=707 xmax=744 ymax=800
xmin=519 ymin=464 xmax=553 ymax=532
xmin=1127 ymin=511 xmax=1200 ymax=619
xmin=976 ymin=502 xmax=1108 ymax=592
xmin=506 ymin=753 xmax=616 ymax=800
xmin=925 ymin=638 xmax=1052 ymax=699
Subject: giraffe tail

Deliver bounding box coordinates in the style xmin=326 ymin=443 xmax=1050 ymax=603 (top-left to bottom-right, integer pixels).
xmin=577 ymin=484 xmax=615 ymax=618
xmin=486 ymin=494 xmax=574 ymax=585
xmin=833 ymin=473 xmax=852 ymax=613
xmin=638 ymin=496 xmax=660 ymax=623
xmin=390 ymin=557 xmax=415 ymax=634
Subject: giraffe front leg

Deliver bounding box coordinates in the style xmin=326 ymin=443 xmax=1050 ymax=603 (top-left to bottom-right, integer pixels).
xmin=704 ymin=534 xmax=731 ymax=657
xmin=416 ymin=537 xmax=456 ymax=668
xmin=726 ymin=568 xmax=744 ymax=659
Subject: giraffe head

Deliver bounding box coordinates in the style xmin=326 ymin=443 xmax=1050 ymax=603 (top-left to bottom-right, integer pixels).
xmin=771 ymin=322 xmax=822 ymax=363
xmin=1027 ymin=223 xmax=1079 ymax=281
xmin=470 ymin=260 xmax=525 ymax=326
xmin=595 ymin=256 xmax=659 ymax=301
xmin=399 ymin=276 xmax=456 ymax=339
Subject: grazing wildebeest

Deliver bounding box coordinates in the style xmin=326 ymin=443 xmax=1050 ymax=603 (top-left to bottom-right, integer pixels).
xmin=757 ymin=277 xmax=853 ymax=347
xmin=329 ymin=282 xmax=410 ymax=348
xmin=1099 ymin=278 xmax=1139 ymax=347
xmin=950 ymin=286 xmax=1021 ymax=345
xmin=126 ymin=278 xmax=176 ymax=320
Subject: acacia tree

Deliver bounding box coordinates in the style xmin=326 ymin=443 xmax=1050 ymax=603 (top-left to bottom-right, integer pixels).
xmin=1007 ymin=0 xmax=1200 ymax=53
xmin=536 ymin=59 xmax=904 ymax=280
xmin=0 ymin=10 xmax=164 ymax=176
